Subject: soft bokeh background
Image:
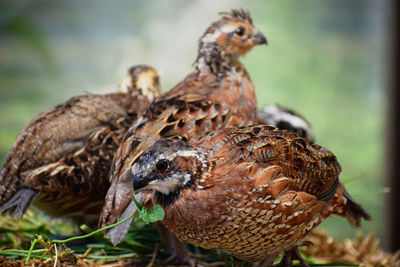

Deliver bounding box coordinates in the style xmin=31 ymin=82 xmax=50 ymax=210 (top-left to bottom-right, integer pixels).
xmin=0 ymin=0 xmax=388 ymax=242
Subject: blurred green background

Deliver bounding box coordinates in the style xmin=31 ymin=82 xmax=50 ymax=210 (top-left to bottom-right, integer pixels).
xmin=0 ymin=0 xmax=387 ymax=242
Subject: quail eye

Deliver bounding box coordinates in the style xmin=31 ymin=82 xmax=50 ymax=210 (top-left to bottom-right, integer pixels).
xmin=235 ymin=26 xmax=246 ymax=36
xmin=156 ymin=160 xmax=169 ymax=172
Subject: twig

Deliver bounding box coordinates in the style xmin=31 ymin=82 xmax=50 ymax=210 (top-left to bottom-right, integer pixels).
xmin=40 ymin=244 xmax=54 ymax=262
xmin=53 ymin=244 xmax=58 ymax=267
xmin=147 ymin=242 xmax=158 ymax=267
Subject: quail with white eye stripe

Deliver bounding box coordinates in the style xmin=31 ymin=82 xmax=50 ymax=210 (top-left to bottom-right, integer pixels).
xmin=257 ymin=105 xmax=315 ymax=142
xmin=100 ymin=9 xmax=267 ymax=233
xmin=132 ymin=125 xmax=371 ymax=266
xmin=98 ymin=10 xmax=268 ymax=264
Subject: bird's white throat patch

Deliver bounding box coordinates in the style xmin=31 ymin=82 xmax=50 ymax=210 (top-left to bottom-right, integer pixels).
xmin=148 ymin=172 xmax=192 ymax=195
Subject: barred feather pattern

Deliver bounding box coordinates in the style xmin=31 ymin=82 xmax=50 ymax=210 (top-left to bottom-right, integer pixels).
xmin=99 ymin=8 xmax=267 ymax=228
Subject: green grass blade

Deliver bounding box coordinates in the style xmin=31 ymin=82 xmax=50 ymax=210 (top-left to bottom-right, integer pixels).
xmin=25 ymin=238 xmax=38 ymax=264
xmin=51 ymin=209 xmax=138 ymax=244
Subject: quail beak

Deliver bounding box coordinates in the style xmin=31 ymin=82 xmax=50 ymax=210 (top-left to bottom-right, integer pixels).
xmin=251 ymin=31 xmax=268 ymax=45
xmin=133 ymin=172 xmax=154 ymax=192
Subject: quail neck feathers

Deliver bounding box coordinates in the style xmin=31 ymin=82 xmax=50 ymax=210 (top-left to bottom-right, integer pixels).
xmin=133 ymin=125 xmax=371 ymax=264
xmin=0 ymin=65 xmax=161 ymax=226
xmin=99 ymin=9 xmax=267 ymax=229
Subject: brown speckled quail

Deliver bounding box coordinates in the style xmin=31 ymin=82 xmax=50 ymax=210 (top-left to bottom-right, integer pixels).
xmin=99 ymin=9 xmax=267 ymax=234
xmin=132 ymin=125 xmax=371 ymax=266
xmin=257 ymin=105 xmax=315 ymax=142
xmin=0 ymin=65 xmax=161 ymax=226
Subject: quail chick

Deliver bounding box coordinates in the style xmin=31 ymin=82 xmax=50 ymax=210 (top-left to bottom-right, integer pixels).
xmin=99 ymin=9 xmax=267 ymax=233
xmin=132 ymin=125 xmax=371 ymax=266
xmin=0 ymin=65 xmax=161 ymax=226
xmin=258 ymin=105 xmax=315 ymax=142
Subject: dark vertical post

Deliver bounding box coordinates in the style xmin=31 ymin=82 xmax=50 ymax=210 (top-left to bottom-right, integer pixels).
xmin=385 ymin=0 xmax=400 ymax=253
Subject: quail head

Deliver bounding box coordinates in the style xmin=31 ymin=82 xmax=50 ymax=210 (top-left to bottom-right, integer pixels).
xmin=132 ymin=125 xmax=371 ymax=266
xmin=99 ymin=9 xmax=267 ymax=233
xmin=258 ymin=105 xmax=315 ymax=142
xmin=118 ymin=65 xmax=160 ymax=102
xmin=0 ymin=65 xmax=161 ymax=226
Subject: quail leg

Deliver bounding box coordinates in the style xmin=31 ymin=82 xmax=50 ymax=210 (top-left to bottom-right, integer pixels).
xmin=257 ymin=253 xmax=278 ymax=267
xmin=156 ymin=222 xmax=198 ymax=266
xmin=275 ymin=247 xmax=310 ymax=267
xmin=0 ymin=187 xmax=38 ymax=217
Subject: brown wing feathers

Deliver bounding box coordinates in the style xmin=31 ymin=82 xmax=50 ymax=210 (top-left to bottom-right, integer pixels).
xmin=0 ymin=9 xmax=371 ymax=265
xmin=0 ymin=65 xmax=161 ymax=225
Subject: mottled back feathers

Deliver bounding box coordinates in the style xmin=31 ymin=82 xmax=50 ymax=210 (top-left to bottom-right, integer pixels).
xmin=99 ymin=9 xmax=266 ymax=229
xmin=132 ymin=125 xmax=370 ymax=262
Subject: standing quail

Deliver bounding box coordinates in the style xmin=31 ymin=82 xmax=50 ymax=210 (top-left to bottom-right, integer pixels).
xmin=0 ymin=65 xmax=161 ymax=226
xmin=258 ymin=105 xmax=315 ymax=142
xmin=132 ymin=125 xmax=371 ymax=266
xmin=99 ymin=9 xmax=267 ymax=234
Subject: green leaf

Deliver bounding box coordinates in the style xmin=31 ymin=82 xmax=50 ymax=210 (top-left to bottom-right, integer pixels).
xmin=138 ymin=204 xmax=165 ymax=224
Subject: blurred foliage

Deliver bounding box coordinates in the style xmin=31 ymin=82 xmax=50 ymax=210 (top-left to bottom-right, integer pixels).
xmin=1 ymin=16 xmax=56 ymax=74
xmin=0 ymin=0 xmax=387 ymax=255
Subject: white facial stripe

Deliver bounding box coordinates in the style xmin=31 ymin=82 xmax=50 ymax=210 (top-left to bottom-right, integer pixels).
xmin=133 ymin=147 xmax=204 ymax=195
xmin=175 ymin=149 xmax=202 ymax=159
xmin=148 ymin=172 xmax=191 ymax=195
xmin=147 ymin=181 xmax=173 ymax=195
xmin=201 ymin=24 xmax=239 ymax=44
xmin=220 ymin=24 xmax=237 ymax=33
xmin=263 ymin=106 xmax=311 ymax=131
xmin=284 ymin=115 xmax=311 ymax=130
xmin=201 ymin=30 xmax=222 ymax=43
xmin=262 ymin=106 xmax=280 ymax=123
xmin=279 ymin=113 xmax=310 ymax=132
xmin=153 ymin=149 xmax=202 ymax=162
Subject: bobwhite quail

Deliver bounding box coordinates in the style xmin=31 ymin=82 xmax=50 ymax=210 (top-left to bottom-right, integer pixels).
xmin=132 ymin=125 xmax=371 ymax=266
xmin=258 ymin=105 xmax=315 ymax=142
xmin=0 ymin=65 xmax=161 ymax=226
xmin=99 ymin=9 xmax=267 ymax=233
xmin=118 ymin=65 xmax=160 ymax=102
